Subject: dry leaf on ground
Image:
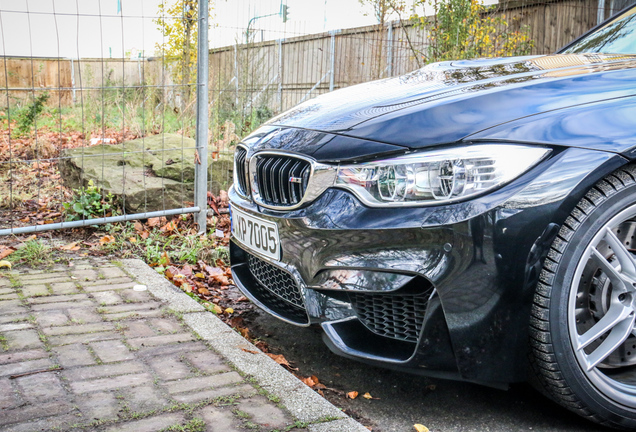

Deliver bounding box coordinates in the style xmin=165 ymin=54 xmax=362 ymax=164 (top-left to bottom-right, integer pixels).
xmin=414 ymin=425 xmax=429 ymax=432
xmin=346 ymin=391 xmax=359 ymax=399
xmin=0 ymin=247 xmax=15 ymax=260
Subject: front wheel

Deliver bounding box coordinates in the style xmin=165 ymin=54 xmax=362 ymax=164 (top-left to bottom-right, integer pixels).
xmin=530 ymin=165 xmax=636 ymax=429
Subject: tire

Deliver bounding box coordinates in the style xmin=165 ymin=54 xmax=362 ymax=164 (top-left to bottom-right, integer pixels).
xmin=530 ymin=164 xmax=636 ymax=430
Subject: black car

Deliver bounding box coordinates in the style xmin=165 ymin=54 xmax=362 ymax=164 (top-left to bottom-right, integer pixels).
xmin=229 ymin=7 xmax=636 ymax=429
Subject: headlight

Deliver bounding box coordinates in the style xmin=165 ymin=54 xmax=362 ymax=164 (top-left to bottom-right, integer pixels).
xmin=335 ymin=144 xmax=550 ymax=206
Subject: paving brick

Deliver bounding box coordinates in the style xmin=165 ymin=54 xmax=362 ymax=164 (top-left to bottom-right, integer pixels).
xmin=3 ymin=329 xmax=43 ymax=351
xmin=2 ymin=414 xmax=79 ymax=432
xmin=123 ymin=321 xmax=155 ymax=338
xmin=103 ymin=309 xmax=164 ymax=320
xmin=99 ymin=302 xmax=163 ymax=314
xmin=28 ymin=293 xmax=90 ymax=304
xmin=0 ymin=300 xmax=27 ymax=315
xmin=19 ymin=272 xmax=69 ymax=283
xmin=164 ymin=371 xmax=243 ymax=394
xmin=0 ymin=287 xmax=15 ymax=295
xmin=92 ymin=291 xmax=123 ymax=305
xmin=0 ymin=322 xmax=33 ymax=332
xmin=136 ymin=341 xmax=208 ymax=358
xmin=149 ymin=318 xmax=183 ymax=334
xmin=0 ymin=349 xmax=48 ymax=365
xmin=16 ymin=372 xmax=66 ymax=402
xmin=33 ymin=310 xmax=69 ymax=327
xmin=71 ymin=269 xmax=99 ymax=281
xmin=49 ymin=282 xmax=80 ymax=295
xmin=90 ymin=340 xmax=134 ymax=363
xmin=42 ymin=322 xmax=113 ymax=336
xmin=83 ymin=281 xmax=136 ymax=292
xmin=78 ymin=391 xmax=119 ymax=421
xmin=0 ymin=315 xmax=27 ymax=325
xmin=48 ymin=331 xmax=120 ymax=347
xmin=64 ymin=361 xmax=146 ymax=381
xmin=83 ymin=277 xmax=133 ymax=287
xmin=0 ymin=358 xmax=52 ymax=378
xmin=149 ymin=355 xmax=192 ymax=381
xmin=172 ymin=383 xmax=255 ymax=404
xmin=185 ymin=351 xmax=230 ymax=375
xmin=120 ymin=288 xmax=153 ymax=303
xmin=128 ymin=332 xmax=195 ymax=349
xmin=54 ymin=344 xmax=96 ymax=367
xmin=197 ymin=406 xmax=243 ymax=432
xmin=20 ymin=285 xmax=49 ymax=297
xmin=0 ymin=401 xmax=74 ymax=427
xmin=67 ymin=308 xmax=102 ymax=323
xmin=119 ymin=384 xmax=168 ymax=412
xmin=237 ymin=395 xmax=293 ymax=429
xmin=103 ymin=413 xmax=186 ymax=432
xmin=31 ymin=300 xmax=96 ymax=311
xmin=70 ymin=372 xmax=152 ymax=393
xmin=0 ymin=293 xmax=19 ymax=300
xmin=100 ymin=267 xmax=129 ymax=279
xmin=0 ymin=279 xmax=10 ymax=288
xmin=0 ymin=378 xmax=18 ymax=409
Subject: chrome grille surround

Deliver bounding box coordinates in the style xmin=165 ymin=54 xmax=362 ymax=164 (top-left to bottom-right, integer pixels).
xmin=233 ymin=144 xmax=250 ymax=199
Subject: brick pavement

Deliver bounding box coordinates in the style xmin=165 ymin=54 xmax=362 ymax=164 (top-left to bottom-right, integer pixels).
xmin=0 ymin=259 xmax=303 ymax=432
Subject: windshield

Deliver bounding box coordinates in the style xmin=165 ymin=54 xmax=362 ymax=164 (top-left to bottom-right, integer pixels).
xmin=561 ymin=8 xmax=636 ymax=54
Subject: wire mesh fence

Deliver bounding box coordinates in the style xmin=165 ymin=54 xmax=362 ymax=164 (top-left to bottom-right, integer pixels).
xmin=0 ymin=0 xmax=212 ymax=235
xmin=0 ymin=0 xmax=633 ymax=236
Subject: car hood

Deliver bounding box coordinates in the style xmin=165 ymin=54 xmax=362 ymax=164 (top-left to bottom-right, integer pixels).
xmin=262 ymin=53 xmax=636 ymax=149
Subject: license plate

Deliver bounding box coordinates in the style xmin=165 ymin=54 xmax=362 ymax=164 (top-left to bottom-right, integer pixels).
xmin=230 ymin=205 xmax=280 ymax=261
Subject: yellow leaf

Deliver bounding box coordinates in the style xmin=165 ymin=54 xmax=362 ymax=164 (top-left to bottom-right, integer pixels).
xmin=212 ymin=304 xmax=223 ymax=314
xmin=194 ymin=272 xmax=205 ymax=279
xmin=0 ymin=260 xmax=11 ymax=269
xmin=362 ymin=392 xmax=373 ymax=399
xmin=414 ymin=425 xmax=429 ymax=432
xmin=224 ymin=307 xmax=234 ymax=314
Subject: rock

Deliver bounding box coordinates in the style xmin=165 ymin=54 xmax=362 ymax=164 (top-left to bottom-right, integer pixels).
xmin=59 ymin=133 xmax=234 ymax=213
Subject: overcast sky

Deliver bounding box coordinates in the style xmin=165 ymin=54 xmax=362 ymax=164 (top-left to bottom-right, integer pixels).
xmin=0 ymin=0 xmax=396 ymax=58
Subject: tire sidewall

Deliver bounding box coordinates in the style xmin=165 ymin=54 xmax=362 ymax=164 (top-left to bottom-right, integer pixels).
xmin=549 ymin=185 xmax=636 ymax=426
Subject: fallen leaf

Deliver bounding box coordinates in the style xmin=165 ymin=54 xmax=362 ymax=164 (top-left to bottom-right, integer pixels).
xmin=224 ymin=307 xmax=234 ymax=314
xmin=198 ymin=287 xmax=211 ymax=296
xmin=346 ymin=391 xmax=359 ymax=399
xmin=159 ymin=251 xmax=170 ymax=266
xmin=128 ymin=237 xmax=137 ymax=243
xmin=240 ymin=347 xmax=259 ymax=354
xmin=140 ymin=231 xmax=150 ymax=239
xmin=0 ymin=259 xmax=11 ymax=268
xmin=59 ymin=242 xmax=80 ymax=251
xmin=24 ymin=235 xmax=36 ymax=242
xmin=194 ymin=272 xmax=205 ymax=279
xmin=212 ymin=304 xmax=223 ymax=314
xmin=301 ymin=376 xmax=318 ymax=388
xmin=414 ymin=425 xmax=429 ymax=432
xmin=266 ymin=353 xmax=293 ymax=368
xmin=362 ymin=392 xmax=374 ymax=399
xmin=134 ymin=221 xmax=144 ymax=232
xmin=99 ymin=235 xmax=115 ymax=245
xmin=237 ymin=327 xmax=250 ymax=338
xmin=0 ymin=247 xmax=15 ymax=260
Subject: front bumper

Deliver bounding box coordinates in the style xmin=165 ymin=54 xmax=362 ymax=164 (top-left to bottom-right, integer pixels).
xmin=229 ymin=147 xmax=623 ymax=385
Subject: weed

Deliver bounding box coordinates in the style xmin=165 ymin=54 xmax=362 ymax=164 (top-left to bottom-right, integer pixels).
xmin=8 ymin=240 xmax=53 ymax=267
xmin=64 ymin=180 xmax=119 ymax=221
xmin=0 ymin=335 xmax=8 ymax=351
xmin=160 ymin=418 xmax=206 ymax=432
xmin=234 ymin=409 xmax=250 ymax=419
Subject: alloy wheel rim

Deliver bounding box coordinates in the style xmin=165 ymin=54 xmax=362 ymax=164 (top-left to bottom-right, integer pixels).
xmin=569 ymin=204 xmax=636 ymax=407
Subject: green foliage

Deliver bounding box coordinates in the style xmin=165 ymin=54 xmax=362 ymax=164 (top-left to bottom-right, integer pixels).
xmin=412 ymin=0 xmax=533 ymax=63
xmin=13 ymin=93 xmax=50 ymax=137
xmin=63 ymin=180 xmax=118 ymax=221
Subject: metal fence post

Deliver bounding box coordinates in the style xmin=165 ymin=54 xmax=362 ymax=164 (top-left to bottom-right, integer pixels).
xmin=386 ymin=22 xmax=393 ymax=77
xmin=329 ymin=31 xmax=336 ymax=92
xmin=277 ymin=38 xmax=283 ymax=112
xmin=195 ymin=0 xmax=209 ymax=234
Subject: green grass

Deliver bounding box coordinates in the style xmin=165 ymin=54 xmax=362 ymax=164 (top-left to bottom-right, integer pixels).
xmin=8 ymin=239 xmax=53 ymax=267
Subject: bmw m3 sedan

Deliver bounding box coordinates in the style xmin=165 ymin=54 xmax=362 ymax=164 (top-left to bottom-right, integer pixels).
xmin=229 ymin=7 xmax=636 ymax=428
